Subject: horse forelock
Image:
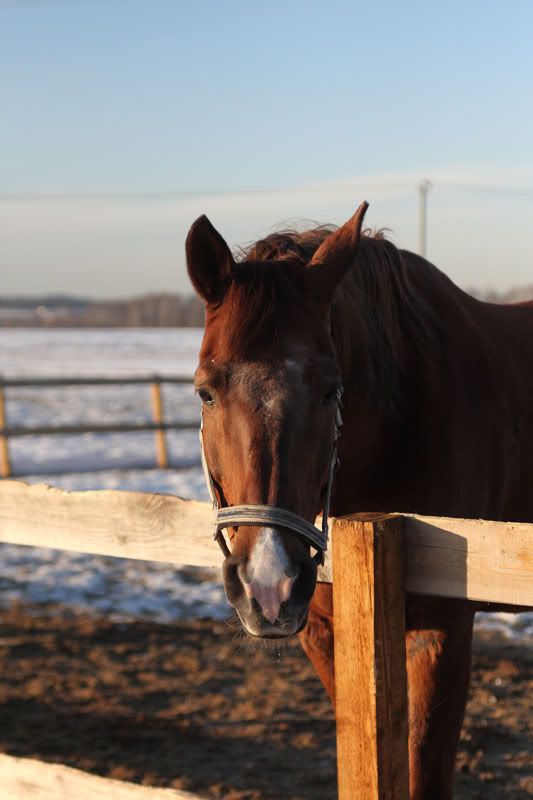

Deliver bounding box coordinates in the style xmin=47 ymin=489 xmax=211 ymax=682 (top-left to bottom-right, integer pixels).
xmin=237 ymin=225 xmax=338 ymax=264
xmin=203 ymin=226 xmax=434 ymax=407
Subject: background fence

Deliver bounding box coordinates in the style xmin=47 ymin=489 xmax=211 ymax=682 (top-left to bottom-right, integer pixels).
xmin=0 ymin=375 xmax=196 ymax=478
xmin=0 ymin=479 xmax=531 ymax=798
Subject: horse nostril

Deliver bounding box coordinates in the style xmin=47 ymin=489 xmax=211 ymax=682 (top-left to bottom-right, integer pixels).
xmin=235 ymin=563 xmax=251 ymax=596
xmin=222 ymin=558 xmax=247 ymax=605
xmin=279 ymin=568 xmax=299 ymax=602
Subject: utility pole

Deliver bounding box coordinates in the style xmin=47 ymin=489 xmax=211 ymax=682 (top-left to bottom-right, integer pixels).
xmin=418 ymin=179 xmax=432 ymax=258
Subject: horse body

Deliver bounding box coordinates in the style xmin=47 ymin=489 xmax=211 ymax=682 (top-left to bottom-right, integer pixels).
xmin=186 ymin=206 xmax=533 ymax=799
xmin=304 ymin=252 xmax=533 ymax=797
xmin=331 ymin=251 xmax=533 ymax=522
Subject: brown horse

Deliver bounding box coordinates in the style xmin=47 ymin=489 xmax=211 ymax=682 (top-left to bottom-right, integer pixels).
xmin=186 ymin=203 xmax=533 ymax=799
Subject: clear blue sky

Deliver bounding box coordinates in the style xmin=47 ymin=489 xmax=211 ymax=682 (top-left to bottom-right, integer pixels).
xmin=1 ymin=0 xmax=532 ymax=296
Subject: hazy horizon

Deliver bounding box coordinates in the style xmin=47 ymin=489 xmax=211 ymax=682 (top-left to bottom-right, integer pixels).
xmin=1 ymin=1 xmax=532 ymax=296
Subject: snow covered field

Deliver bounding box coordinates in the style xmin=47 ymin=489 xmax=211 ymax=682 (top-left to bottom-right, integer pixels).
xmin=0 ymin=328 xmax=230 ymax=621
xmin=0 ymin=328 xmax=530 ymax=639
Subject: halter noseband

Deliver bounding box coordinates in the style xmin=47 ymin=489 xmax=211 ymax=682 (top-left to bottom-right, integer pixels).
xmin=199 ymin=398 xmax=342 ymax=566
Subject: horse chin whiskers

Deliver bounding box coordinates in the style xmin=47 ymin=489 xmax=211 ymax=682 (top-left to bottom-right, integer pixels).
xmin=251 ymin=635 xmax=301 ymax=661
xmin=238 ymin=606 xmax=307 ymax=641
xmin=243 ymin=627 xmax=300 ymax=652
xmin=223 ymin=612 xmax=255 ymax=656
xmin=229 ymin=628 xmax=299 ymax=662
xmin=224 ymin=611 xmax=244 ymax=633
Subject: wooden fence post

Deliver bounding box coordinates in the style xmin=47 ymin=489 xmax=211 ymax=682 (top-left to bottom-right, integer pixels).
xmin=0 ymin=383 xmax=12 ymax=478
xmin=333 ymin=514 xmax=409 ymax=800
xmin=150 ymin=379 xmax=169 ymax=469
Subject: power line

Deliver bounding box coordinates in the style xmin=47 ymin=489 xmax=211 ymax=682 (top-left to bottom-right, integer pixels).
xmin=2 ymin=180 xmax=532 ymax=202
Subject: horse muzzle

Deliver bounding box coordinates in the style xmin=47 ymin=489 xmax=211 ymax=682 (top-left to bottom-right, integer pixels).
xmin=222 ymin=543 xmax=317 ymax=638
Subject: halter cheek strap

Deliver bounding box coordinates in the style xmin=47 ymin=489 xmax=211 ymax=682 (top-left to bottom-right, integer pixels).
xmin=199 ymin=401 xmax=342 ymax=565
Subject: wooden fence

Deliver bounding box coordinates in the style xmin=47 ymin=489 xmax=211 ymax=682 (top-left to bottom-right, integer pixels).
xmin=0 ymin=754 xmax=204 ymax=800
xmin=0 ymin=479 xmax=532 ymax=799
xmin=0 ymin=375 xmax=196 ymax=478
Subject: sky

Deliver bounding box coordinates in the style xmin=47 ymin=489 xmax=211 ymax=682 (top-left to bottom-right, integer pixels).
xmin=1 ymin=0 xmax=532 ymax=298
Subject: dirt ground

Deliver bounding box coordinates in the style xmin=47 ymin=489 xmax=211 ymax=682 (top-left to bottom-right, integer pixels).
xmin=0 ymin=605 xmax=530 ymax=799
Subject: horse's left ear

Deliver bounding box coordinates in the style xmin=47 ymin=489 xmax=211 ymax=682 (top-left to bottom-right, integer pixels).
xmin=186 ymin=215 xmax=235 ymax=306
xmin=306 ymin=201 xmax=369 ymax=303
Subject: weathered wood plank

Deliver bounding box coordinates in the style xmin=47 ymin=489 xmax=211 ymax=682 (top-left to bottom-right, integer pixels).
xmin=2 ymin=376 xmax=193 ymax=387
xmin=0 ymin=481 xmax=532 ymax=607
xmin=319 ymin=514 xmax=533 ymax=607
xmin=0 ymin=480 xmax=220 ymax=568
xmin=150 ymin=381 xmax=169 ymax=469
xmin=333 ymin=516 xmax=409 ymax=800
xmin=0 ymin=386 xmax=11 ymax=478
xmin=403 ymin=514 xmax=533 ymax=607
xmin=1 ymin=421 xmax=196 ymax=437
xmin=0 ymin=753 xmax=204 ymax=799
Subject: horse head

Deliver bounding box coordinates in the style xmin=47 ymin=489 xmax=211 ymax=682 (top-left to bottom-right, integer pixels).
xmin=186 ymin=203 xmax=368 ymax=638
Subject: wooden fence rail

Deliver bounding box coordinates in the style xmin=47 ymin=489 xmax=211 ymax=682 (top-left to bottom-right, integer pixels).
xmin=0 ymin=375 xmax=195 ymax=478
xmin=0 ymin=754 xmax=205 ymax=800
xmin=0 ymin=376 xmax=193 ymax=387
xmin=1 ymin=481 xmax=531 ymax=607
xmin=1 ymin=421 xmax=197 ymax=438
xmin=0 ymin=479 xmax=532 ymax=799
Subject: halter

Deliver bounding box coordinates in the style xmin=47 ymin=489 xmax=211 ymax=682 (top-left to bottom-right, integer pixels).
xmin=199 ymin=396 xmax=342 ymax=565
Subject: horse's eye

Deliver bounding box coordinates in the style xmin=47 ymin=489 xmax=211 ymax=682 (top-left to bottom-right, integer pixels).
xmin=322 ymin=388 xmax=340 ymax=406
xmin=198 ymin=388 xmax=214 ymax=405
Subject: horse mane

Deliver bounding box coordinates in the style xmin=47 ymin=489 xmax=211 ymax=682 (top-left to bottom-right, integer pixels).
xmin=229 ymin=226 xmax=434 ymax=408
xmin=237 ymin=224 xmax=338 ymax=264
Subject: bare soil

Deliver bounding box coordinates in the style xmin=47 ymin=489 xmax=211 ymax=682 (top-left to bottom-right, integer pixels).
xmin=0 ymin=605 xmax=530 ymax=799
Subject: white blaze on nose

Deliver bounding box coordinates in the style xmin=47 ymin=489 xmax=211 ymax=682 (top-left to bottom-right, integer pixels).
xmin=245 ymin=528 xmax=295 ymax=624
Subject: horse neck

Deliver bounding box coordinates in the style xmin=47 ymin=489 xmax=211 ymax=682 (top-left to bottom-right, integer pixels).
xmin=333 ymin=254 xmax=506 ymax=519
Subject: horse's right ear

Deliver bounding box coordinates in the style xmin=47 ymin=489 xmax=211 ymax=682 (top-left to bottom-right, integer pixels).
xmin=186 ymin=215 xmax=235 ymax=305
xmin=306 ymin=202 xmax=369 ymax=306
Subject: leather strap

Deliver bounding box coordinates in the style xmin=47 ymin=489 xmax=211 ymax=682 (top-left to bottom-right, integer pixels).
xmin=200 ymin=398 xmax=342 ymax=565
xmin=218 ymin=504 xmax=326 ymax=550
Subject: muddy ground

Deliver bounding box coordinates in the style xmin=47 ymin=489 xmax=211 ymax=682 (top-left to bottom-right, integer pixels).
xmin=0 ymin=605 xmax=530 ymax=799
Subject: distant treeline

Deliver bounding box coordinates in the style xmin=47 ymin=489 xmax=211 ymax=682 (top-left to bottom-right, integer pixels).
xmin=467 ymin=285 xmax=533 ymax=304
xmin=0 ymin=285 xmax=531 ymax=328
xmin=0 ymin=293 xmax=204 ymax=327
